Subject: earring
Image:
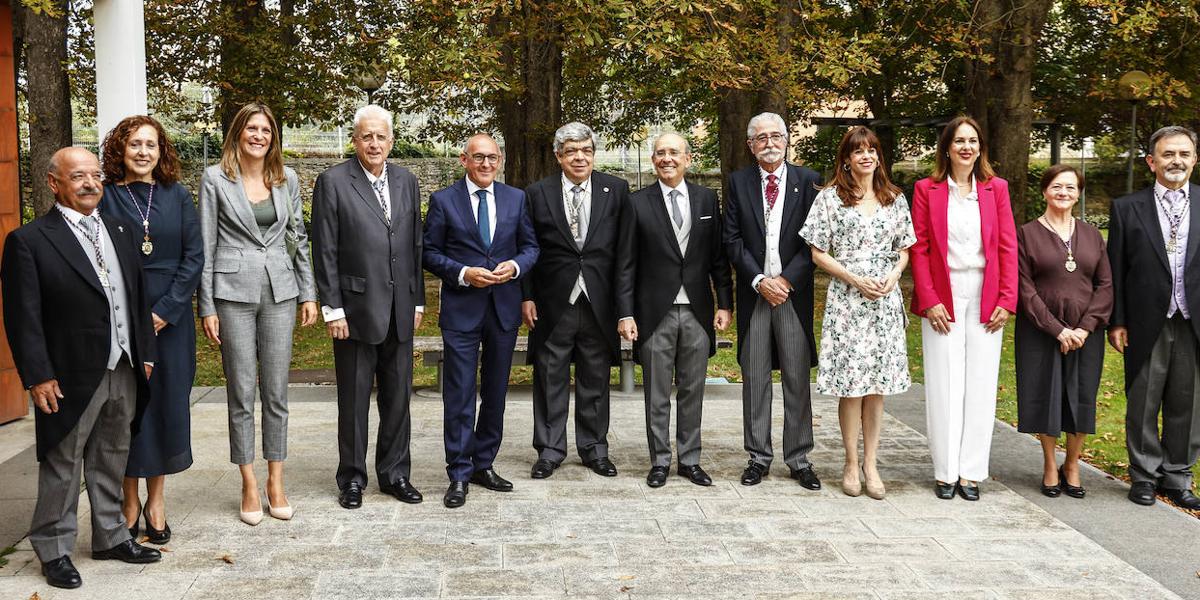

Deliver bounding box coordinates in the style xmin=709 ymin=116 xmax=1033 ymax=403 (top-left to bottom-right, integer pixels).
xmin=842 ymin=163 xmax=850 ymax=171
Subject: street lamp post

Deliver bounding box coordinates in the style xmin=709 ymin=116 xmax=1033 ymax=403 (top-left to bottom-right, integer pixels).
xmin=355 ymin=63 xmax=388 ymax=106
xmin=1119 ymin=70 xmax=1151 ymax=194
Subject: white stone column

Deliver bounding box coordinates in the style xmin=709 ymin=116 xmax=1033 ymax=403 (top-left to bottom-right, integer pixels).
xmin=94 ymin=0 xmax=148 ymax=142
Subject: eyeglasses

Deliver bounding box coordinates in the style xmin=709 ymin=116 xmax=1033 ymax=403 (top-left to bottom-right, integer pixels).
xmin=751 ymin=132 xmax=786 ymax=145
xmin=356 ymin=133 xmax=392 ymax=144
xmin=560 ymin=146 xmax=595 ymax=157
xmin=468 ymin=153 xmax=501 ymax=165
xmin=652 ymin=148 xmax=688 ymax=158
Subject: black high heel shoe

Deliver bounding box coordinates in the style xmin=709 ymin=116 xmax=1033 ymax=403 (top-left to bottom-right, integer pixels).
xmin=1058 ymin=466 xmax=1085 ymax=499
xmin=143 ymin=508 xmax=171 ymax=545
xmin=127 ymin=504 xmax=142 ymax=539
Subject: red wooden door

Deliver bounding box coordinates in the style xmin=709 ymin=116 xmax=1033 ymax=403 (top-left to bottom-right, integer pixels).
xmin=0 ymin=1 xmax=29 ymax=424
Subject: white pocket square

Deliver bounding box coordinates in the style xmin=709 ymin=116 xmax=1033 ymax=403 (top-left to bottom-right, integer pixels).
xmin=700 ymin=215 xmax=713 ymax=220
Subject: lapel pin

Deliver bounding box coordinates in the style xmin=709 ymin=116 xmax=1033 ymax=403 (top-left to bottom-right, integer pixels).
xmin=793 ymin=187 xmax=798 ymax=193
xmin=603 ymin=187 xmax=610 ymax=193
xmin=118 ymin=225 xmax=124 ymax=232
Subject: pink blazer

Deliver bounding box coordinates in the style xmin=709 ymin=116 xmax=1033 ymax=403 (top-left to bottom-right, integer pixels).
xmin=909 ymin=176 xmax=1018 ymax=323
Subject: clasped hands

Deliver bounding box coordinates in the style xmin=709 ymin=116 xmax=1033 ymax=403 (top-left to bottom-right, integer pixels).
xmin=756 ymin=276 xmax=792 ymax=307
xmin=848 ymin=271 xmax=901 ymax=302
xmin=465 ymin=261 xmax=518 ymax=288
xmin=1056 ymin=327 xmax=1090 ymax=354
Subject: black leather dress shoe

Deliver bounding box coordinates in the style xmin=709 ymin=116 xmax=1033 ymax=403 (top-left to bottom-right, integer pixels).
xmin=41 ymin=555 xmax=82 ymax=589
xmin=790 ymin=467 xmax=822 ymax=490
xmin=678 ymin=464 xmax=713 ymax=486
xmin=92 ymin=538 xmax=162 ymax=563
xmin=740 ymin=461 xmax=768 ymax=486
xmin=1058 ymin=467 xmax=1085 ymax=499
xmin=470 ymin=469 xmax=513 ymax=492
xmin=1128 ymin=481 xmax=1156 ymax=506
xmin=143 ymin=511 xmax=171 ymax=545
xmin=1160 ymin=487 xmax=1200 ymax=510
xmin=339 ymin=482 xmax=363 ymax=509
xmin=585 ymin=456 xmax=618 ymax=477
xmin=381 ymin=477 xmax=424 ymax=504
xmin=956 ymin=482 xmax=980 ymax=501
xmin=443 ymin=481 xmax=468 ymax=508
xmin=934 ymin=481 xmax=956 ymax=500
xmin=531 ymin=459 xmax=558 ymax=479
xmin=646 ymin=466 xmax=669 ymax=488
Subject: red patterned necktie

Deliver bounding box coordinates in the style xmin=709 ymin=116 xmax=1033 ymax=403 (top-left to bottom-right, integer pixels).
xmin=766 ymin=173 xmax=779 ymax=212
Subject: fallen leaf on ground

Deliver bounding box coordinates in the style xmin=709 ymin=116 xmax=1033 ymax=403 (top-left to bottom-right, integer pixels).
xmin=28 ymin=593 xmax=40 ymax=600
xmin=618 ymin=575 xmax=635 ymax=581
xmin=219 ymin=554 xmax=234 ymax=564
xmin=159 ymin=546 xmax=172 ymax=552
xmin=619 ymin=586 xmax=634 ymax=592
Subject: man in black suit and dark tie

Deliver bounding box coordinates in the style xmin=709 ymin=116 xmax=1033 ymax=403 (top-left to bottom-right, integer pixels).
xmin=2 ymin=147 xmax=161 ymax=589
xmin=521 ymin=122 xmax=631 ymax=479
xmin=724 ymin=112 xmax=822 ymax=489
xmin=311 ymin=105 xmax=427 ymax=509
xmin=423 ymin=134 xmax=539 ymax=507
xmin=1107 ymin=125 xmax=1200 ymax=509
xmin=616 ymin=133 xmax=733 ymax=487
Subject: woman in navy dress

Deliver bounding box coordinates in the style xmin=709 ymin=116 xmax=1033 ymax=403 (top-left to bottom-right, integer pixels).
xmin=100 ymin=115 xmax=203 ymax=545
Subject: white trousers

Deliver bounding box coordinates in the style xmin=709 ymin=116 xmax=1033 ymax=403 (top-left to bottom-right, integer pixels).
xmin=921 ymin=269 xmax=1003 ymax=483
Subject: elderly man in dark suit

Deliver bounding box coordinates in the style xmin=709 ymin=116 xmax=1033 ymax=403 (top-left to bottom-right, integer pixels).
xmin=1108 ymin=125 xmax=1200 ymax=509
xmin=311 ymin=105 xmax=427 ymax=509
xmin=2 ymin=147 xmax=160 ymax=589
xmin=423 ymin=134 xmax=539 ymax=507
xmin=616 ymin=132 xmax=733 ymax=488
xmin=724 ymin=112 xmax=822 ymax=489
xmin=522 ymin=122 xmax=632 ymax=479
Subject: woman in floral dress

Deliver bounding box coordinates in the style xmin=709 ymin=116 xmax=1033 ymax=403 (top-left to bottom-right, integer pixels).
xmin=800 ymin=126 xmax=915 ymax=500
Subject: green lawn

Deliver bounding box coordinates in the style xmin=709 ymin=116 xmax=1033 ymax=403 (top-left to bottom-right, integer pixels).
xmin=194 ymin=272 xmax=1198 ymax=493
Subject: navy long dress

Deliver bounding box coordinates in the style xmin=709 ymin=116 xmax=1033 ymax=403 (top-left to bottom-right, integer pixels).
xmin=101 ymin=180 xmax=204 ymax=476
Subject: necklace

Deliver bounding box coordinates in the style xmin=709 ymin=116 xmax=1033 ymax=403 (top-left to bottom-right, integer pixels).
xmin=1156 ymin=189 xmax=1189 ymax=254
xmin=123 ymin=181 xmax=155 ymax=255
xmin=1040 ymin=215 xmax=1076 ymax=272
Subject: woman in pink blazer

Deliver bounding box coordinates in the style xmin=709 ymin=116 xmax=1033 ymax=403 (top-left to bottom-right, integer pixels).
xmin=909 ymin=116 xmax=1018 ymax=501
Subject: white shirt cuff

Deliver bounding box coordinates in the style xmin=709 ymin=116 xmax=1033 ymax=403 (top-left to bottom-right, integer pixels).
xmin=416 ymin=306 xmax=424 ymax=313
xmin=458 ymin=267 xmax=469 ymax=287
xmin=619 ymin=316 xmax=634 ymax=322
xmin=751 ymin=274 xmax=766 ymax=291
xmin=321 ymin=305 xmax=346 ymax=322
xmin=510 ymin=260 xmax=522 ymax=278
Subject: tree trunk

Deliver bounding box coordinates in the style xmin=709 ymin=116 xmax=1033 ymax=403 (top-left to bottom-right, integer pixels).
xmin=492 ymin=5 xmax=562 ymax=189
xmin=15 ymin=0 xmax=72 ymax=217
xmin=218 ymin=0 xmax=266 ymax=134
xmin=965 ymin=0 xmax=1052 ymax=223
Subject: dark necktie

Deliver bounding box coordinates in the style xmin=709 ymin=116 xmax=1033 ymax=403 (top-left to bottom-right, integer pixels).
xmin=766 ymin=173 xmax=779 ymax=212
xmin=669 ymin=189 xmax=684 ymax=229
xmin=476 ymin=189 xmax=491 ymax=249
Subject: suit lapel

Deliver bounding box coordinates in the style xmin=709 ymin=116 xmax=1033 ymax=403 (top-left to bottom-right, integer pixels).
xmin=978 ymin=180 xmax=995 ymax=253
xmin=928 ymin=181 xmax=950 ymax=256
xmin=452 ymin=178 xmax=486 ymax=250
xmin=104 ymin=217 xmax=138 ymax=296
xmin=41 ymin=210 xmax=105 ymax=294
xmin=745 ymin=168 xmax=766 ymax=236
xmin=222 ymin=171 xmax=265 ymax=243
xmin=386 ymin=163 xmax=407 ymax=229
xmin=683 ymin=182 xmax=708 ymax=261
xmin=545 ymin=175 xmax=575 ymax=248
xmin=348 ymin=163 xmax=391 ymax=229
xmin=648 ymin=183 xmax=682 ymax=260
xmin=781 ymin=164 xmax=803 ymax=233
xmin=1187 ymin=183 xmax=1200 ymax=268
xmin=1131 ymin=189 xmax=1170 ymax=270
xmin=582 ymin=178 xmax=610 ymax=249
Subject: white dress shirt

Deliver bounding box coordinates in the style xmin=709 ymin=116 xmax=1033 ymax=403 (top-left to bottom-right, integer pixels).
xmin=1154 ymin=181 xmax=1191 ymax=318
xmin=563 ymin=174 xmax=592 ymax=304
xmin=751 ymin=163 xmax=787 ymax=291
xmin=322 ymin=161 xmax=422 ymax=323
xmin=456 ymin=178 xmax=520 ymax=287
xmin=660 ymin=179 xmax=691 ymax=304
xmin=945 ymin=175 xmax=986 ymax=271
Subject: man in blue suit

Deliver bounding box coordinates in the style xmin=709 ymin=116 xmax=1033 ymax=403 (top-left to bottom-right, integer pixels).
xmin=423 ymin=134 xmax=540 ymax=508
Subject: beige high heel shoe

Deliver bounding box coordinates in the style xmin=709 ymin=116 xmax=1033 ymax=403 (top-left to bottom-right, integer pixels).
xmin=841 ymin=465 xmax=863 ymax=497
xmin=266 ymin=492 xmax=294 ymax=521
xmin=239 ymin=490 xmax=263 ymax=526
xmin=864 ymin=469 xmax=886 ymax=500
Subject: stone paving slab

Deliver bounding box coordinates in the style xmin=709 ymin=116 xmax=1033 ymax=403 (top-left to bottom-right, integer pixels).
xmin=0 ymin=386 xmax=1187 ymax=599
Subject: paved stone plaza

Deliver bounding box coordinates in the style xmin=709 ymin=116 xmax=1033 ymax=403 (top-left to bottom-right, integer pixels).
xmin=0 ymin=384 xmax=1191 ymax=599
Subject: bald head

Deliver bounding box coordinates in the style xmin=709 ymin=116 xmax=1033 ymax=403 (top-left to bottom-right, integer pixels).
xmin=47 ymin=147 xmax=104 ymax=215
xmin=461 ymin=133 xmax=503 ymax=188
xmin=651 ymin=132 xmax=692 ymax=188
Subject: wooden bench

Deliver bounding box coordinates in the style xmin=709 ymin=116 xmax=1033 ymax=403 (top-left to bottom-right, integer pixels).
xmin=416 ymin=336 xmax=733 ymax=394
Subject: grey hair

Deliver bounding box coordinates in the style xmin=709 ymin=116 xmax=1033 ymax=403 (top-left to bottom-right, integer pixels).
xmin=1149 ymin=125 xmax=1198 ymax=155
xmin=553 ymin=122 xmax=599 ymax=154
xmin=746 ymin=112 xmax=789 ymax=142
xmin=353 ymin=104 xmax=394 ymax=132
xmin=461 ymin=133 xmax=504 ymax=155
xmin=653 ymin=132 xmax=692 ymax=154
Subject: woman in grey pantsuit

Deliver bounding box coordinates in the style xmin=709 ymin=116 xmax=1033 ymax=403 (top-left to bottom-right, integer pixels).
xmin=199 ymin=103 xmax=319 ymax=525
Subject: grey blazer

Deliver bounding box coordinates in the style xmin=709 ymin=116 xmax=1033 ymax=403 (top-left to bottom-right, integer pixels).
xmin=197 ymin=164 xmax=318 ymax=316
